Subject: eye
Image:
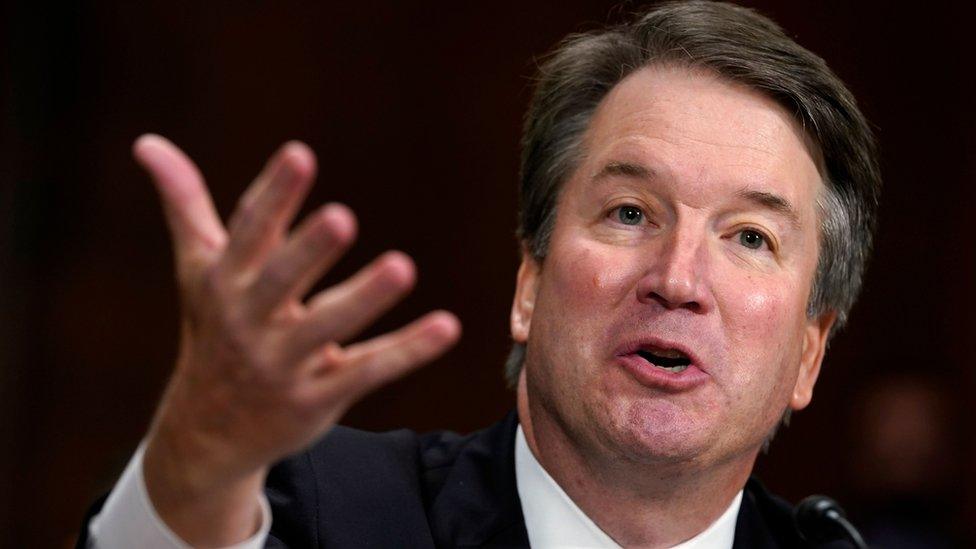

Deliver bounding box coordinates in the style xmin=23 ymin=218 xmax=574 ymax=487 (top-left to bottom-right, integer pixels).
xmin=615 ymin=205 xmax=644 ymax=226
xmin=738 ymin=229 xmax=767 ymax=250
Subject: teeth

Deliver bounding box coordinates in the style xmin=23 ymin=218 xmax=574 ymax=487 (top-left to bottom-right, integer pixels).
xmin=633 ymin=348 xmax=692 ymax=373
xmin=651 ymin=348 xmax=686 ymax=359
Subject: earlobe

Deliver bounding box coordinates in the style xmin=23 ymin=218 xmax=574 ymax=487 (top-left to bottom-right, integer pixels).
xmin=790 ymin=311 xmax=837 ymax=410
xmin=510 ymin=251 xmax=540 ymax=344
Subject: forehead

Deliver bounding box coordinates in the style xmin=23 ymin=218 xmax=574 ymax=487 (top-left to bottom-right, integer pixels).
xmin=577 ymin=64 xmax=823 ymax=212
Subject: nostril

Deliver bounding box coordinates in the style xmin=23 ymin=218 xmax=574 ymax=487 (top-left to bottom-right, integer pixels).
xmin=645 ymin=291 xmax=701 ymax=312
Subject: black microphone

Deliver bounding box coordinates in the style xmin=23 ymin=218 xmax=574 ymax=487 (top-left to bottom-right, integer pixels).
xmin=793 ymin=495 xmax=868 ymax=548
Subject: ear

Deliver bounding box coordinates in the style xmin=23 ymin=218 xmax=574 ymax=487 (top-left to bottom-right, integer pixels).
xmin=510 ymin=249 xmax=541 ymax=344
xmin=790 ymin=311 xmax=837 ymax=410
xmin=790 ymin=311 xmax=837 ymax=411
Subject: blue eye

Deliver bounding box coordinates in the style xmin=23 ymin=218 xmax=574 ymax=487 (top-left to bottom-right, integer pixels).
xmin=616 ymin=206 xmax=643 ymax=225
xmin=739 ymin=230 xmax=765 ymax=250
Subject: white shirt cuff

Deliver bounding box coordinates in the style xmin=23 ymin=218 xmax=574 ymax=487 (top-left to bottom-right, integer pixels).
xmin=88 ymin=442 xmax=272 ymax=549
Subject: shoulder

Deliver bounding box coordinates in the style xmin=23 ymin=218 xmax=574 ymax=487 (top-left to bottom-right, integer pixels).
xmin=735 ymin=477 xmax=804 ymax=547
xmin=264 ymin=412 xmax=521 ymax=547
xmin=735 ymin=478 xmax=854 ymax=549
xmin=294 ymin=417 xmax=502 ymax=503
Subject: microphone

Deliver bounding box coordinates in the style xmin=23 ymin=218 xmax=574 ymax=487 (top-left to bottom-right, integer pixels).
xmin=793 ymin=495 xmax=868 ymax=548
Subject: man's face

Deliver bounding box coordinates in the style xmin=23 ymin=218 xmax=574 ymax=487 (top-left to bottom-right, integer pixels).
xmin=512 ymin=65 xmax=835 ymax=469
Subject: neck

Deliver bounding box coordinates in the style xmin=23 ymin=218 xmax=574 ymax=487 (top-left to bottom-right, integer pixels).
xmin=517 ymin=377 xmax=754 ymax=548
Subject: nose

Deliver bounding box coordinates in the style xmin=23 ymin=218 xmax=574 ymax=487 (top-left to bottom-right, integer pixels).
xmin=635 ymin=227 xmax=712 ymax=313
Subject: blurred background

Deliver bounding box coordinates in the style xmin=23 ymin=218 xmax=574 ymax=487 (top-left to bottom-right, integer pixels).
xmin=2 ymin=1 xmax=975 ymax=547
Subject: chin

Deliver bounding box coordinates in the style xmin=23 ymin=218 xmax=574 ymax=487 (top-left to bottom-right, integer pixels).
xmin=596 ymin=397 xmax=717 ymax=465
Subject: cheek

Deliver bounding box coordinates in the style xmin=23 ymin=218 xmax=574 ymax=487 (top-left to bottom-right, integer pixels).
xmin=546 ymin=239 xmax=640 ymax=309
xmin=725 ymin=275 xmax=805 ymax=335
xmin=719 ymin=277 xmax=806 ymax=371
xmin=533 ymin=239 xmax=646 ymax=367
xmin=743 ymin=291 xmax=779 ymax=329
xmin=715 ymin=277 xmax=812 ymax=422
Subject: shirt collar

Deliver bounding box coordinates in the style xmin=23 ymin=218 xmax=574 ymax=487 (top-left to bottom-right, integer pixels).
xmin=515 ymin=425 xmax=742 ymax=548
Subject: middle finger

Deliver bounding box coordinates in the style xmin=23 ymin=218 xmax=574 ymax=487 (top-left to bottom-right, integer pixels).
xmin=244 ymin=203 xmax=357 ymax=318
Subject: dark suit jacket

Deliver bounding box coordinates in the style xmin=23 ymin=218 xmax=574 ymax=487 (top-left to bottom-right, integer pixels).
xmin=78 ymin=411 xmax=852 ymax=548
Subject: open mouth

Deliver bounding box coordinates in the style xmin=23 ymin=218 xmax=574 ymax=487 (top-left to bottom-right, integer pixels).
xmin=635 ymin=348 xmax=692 ymax=373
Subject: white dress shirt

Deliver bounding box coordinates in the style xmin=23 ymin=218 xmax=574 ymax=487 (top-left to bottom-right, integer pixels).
xmin=515 ymin=426 xmax=742 ymax=549
xmin=88 ymin=443 xmax=271 ymax=549
xmin=89 ymin=427 xmax=742 ymax=548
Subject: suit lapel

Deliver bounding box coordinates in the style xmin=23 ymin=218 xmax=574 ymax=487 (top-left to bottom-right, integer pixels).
xmin=428 ymin=411 xmax=530 ymax=548
xmin=732 ymin=482 xmax=781 ymax=549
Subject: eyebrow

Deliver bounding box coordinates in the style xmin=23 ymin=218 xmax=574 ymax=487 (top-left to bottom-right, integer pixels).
xmin=593 ymin=161 xmax=653 ymax=181
xmin=593 ymin=161 xmax=803 ymax=229
xmin=735 ymin=189 xmax=802 ymax=229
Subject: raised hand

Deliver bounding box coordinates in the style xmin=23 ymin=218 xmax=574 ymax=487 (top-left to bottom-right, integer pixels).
xmin=134 ymin=134 xmax=461 ymax=545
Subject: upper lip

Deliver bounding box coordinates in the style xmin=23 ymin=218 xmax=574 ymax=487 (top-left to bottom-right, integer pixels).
xmin=614 ymin=337 xmax=705 ymax=372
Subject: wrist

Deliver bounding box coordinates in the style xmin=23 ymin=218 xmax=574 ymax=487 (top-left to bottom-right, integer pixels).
xmin=144 ymin=423 xmax=269 ymax=546
xmin=148 ymin=358 xmax=267 ymax=485
xmin=142 ymin=376 xmax=270 ymax=547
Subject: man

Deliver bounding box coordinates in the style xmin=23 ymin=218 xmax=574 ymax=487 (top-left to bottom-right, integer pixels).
xmin=80 ymin=1 xmax=879 ymax=547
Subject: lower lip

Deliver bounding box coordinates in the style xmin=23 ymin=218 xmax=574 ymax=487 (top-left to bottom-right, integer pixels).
xmin=615 ymin=354 xmax=709 ymax=392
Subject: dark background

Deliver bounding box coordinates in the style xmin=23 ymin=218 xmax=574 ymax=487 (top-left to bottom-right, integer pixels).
xmin=3 ymin=1 xmax=975 ymax=547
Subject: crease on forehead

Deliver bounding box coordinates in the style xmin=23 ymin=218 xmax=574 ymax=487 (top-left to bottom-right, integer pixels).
xmin=579 ymin=62 xmax=828 ymax=196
